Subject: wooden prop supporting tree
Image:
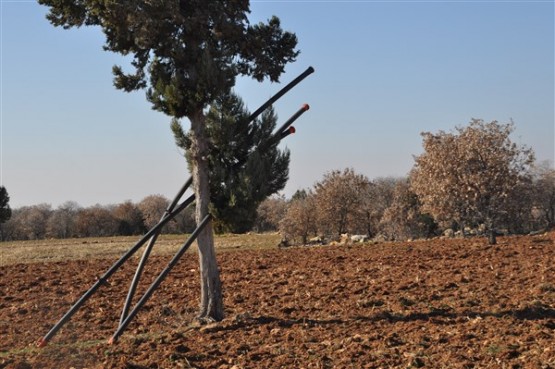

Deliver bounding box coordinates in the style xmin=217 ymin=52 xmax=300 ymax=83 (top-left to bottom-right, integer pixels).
xmin=36 ymin=67 xmax=314 ymax=347
xmin=39 ymin=0 xmax=300 ymax=322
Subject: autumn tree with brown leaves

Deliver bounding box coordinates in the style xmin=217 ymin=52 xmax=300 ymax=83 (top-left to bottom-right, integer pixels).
xmin=380 ymin=179 xmax=437 ymax=241
xmin=530 ymin=162 xmax=555 ymax=229
xmin=314 ymin=168 xmax=372 ymax=237
xmin=279 ymin=190 xmax=317 ymax=245
xmin=411 ymin=119 xmax=534 ymax=244
xmin=254 ymin=195 xmax=288 ymax=232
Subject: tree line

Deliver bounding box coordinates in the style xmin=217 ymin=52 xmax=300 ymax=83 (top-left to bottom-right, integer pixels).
xmin=0 ymin=195 xmax=196 ymax=242
xmin=258 ymin=120 xmax=554 ymax=245
xmin=2 ymin=120 xmax=554 ymax=243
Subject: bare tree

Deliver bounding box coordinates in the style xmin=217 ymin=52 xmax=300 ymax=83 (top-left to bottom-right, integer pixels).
xmin=353 ymin=177 xmax=408 ymax=238
xmin=411 ymin=119 xmax=534 ymax=244
xmin=1 ymin=208 xmax=24 ymax=241
xmin=14 ymin=204 xmax=52 ymax=240
xmin=47 ymin=201 xmax=81 ymax=239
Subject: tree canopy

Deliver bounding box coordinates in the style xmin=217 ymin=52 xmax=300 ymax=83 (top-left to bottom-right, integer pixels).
xmin=172 ymin=92 xmax=291 ymax=233
xmin=0 ymin=186 xmax=12 ymax=225
xmin=411 ymin=119 xmax=535 ymax=243
xmin=39 ymin=0 xmax=299 ymax=118
xmin=314 ymin=168 xmax=372 ymax=236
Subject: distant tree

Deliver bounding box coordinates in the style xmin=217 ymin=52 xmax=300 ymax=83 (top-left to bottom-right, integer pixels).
xmin=411 ymin=119 xmax=534 ymax=244
xmin=380 ymin=179 xmax=437 ymax=240
xmin=499 ymin=177 xmax=535 ymax=234
xmin=370 ymin=177 xmax=403 ymax=236
xmin=138 ymin=195 xmax=170 ymax=232
xmin=12 ymin=204 xmax=52 ymax=240
xmin=173 ymin=93 xmax=290 ymax=233
xmin=1 ymin=208 xmax=24 ymax=241
xmin=530 ymin=162 xmax=555 ymax=229
xmin=254 ymin=195 xmax=288 ymax=232
xmin=47 ymin=201 xmax=81 ymax=239
xmin=75 ymin=205 xmax=119 ymax=238
xmin=39 ymin=0 xmax=299 ymax=321
xmin=168 ymin=205 xmax=196 ymax=234
xmin=0 ymin=186 xmax=12 ymax=241
xmin=291 ymin=189 xmax=309 ymax=201
xmin=113 ymin=201 xmax=145 ymax=236
xmin=279 ymin=191 xmax=317 ymax=244
xmin=314 ymin=168 xmax=372 ymax=237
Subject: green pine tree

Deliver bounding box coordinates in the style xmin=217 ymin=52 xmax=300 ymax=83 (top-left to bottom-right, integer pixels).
xmin=39 ymin=0 xmax=299 ymax=321
xmin=0 ymin=186 xmax=12 ymax=241
xmin=173 ymin=92 xmax=290 ymax=233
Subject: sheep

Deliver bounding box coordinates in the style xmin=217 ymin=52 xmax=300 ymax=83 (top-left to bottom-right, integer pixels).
xmin=339 ymin=233 xmax=369 ymax=244
xmin=350 ymin=234 xmax=369 ymax=243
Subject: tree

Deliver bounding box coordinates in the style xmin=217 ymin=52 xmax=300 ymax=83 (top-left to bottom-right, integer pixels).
xmin=173 ymin=93 xmax=290 ymax=233
xmin=40 ymin=0 xmax=299 ymax=320
xmin=75 ymin=205 xmax=119 ymax=237
xmin=1 ymin=208 xmax=24 ymax=241
xmin=279 ymin=190 xmax=317 ymax=245
xmin=370 ymin=177 xmax=403 ymax=236
xmin=530 ymin=161 xmax=555 ymax=229
xmin=47 ymin=201 xmax=81 ymax=239
xmin=254 ymin=195 xmax=288 ymax=232
xmin=0 ymin=186 xmax=12 ymax=241
xmin=168 ymin=205 xmax=196 ymax=234
xmin=113 ymin=201 xmax=145 ymax=236
xmin=352 ymin=182 xmax=380 ymax=237
xmin=380 ymin=179 xmax=437 ymax=240
xmin=411 ymin=119 xmax=535 ymax=244
xmin=314 ymin=168 xmax=372 ymax=237
xmin=500 ymin=178 xmax=535 ymax=234
xmin=138 ymin=195 xmax=170 ymax=231
xmin=14 ymin=204 xmax=52 ymax=240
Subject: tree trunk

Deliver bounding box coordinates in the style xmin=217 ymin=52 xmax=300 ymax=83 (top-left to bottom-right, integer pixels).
xmin=189 ymin=110 xmax=224 ymax=322
xmin=488 ymin=229 xmax=497 ymax=245
xmin=486 ymin=218 xmax=497 ymax=245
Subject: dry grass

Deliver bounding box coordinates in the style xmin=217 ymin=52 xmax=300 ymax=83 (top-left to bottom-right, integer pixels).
xmin=0 ymin=233 xmax=281 ymax=266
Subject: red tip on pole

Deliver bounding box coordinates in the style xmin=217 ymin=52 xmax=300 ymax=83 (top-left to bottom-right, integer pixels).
xmin=37 ymin=338 xmax=47 ymax=348
xmin=302 ymin=103 xmax=310 ymax=111
xmin=289 ymin=126 xmax=296 ymax=134
xmin=108 ymin=337 xmax=116 ymax=345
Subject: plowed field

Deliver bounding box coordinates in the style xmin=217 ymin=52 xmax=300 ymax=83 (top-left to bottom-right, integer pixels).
xmin=1 ymin=233 xmax=554 ymax=368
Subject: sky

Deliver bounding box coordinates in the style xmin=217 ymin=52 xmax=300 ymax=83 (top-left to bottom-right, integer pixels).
xmin=1 ymin=0 xmax=554 ymax=208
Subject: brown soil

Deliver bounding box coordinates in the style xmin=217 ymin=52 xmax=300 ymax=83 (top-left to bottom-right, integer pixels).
xmin=1 ymin=233 xmax=554 ymax=368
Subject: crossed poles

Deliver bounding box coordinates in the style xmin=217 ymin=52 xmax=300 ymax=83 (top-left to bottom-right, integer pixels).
xmin=37 ymin=66 xmax=314 ymax=347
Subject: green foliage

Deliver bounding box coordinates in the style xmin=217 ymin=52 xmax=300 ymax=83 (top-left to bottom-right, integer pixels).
xmin=291 ymin=189 xmax=309 ymax=201
xmin=173 ymin=92 xmax=290 ymax=233
xmin=39 ymin=0 xmax=299 ymax=237
xmin=0 ymin=186 xmax=11 ymax=224
xmin=38 ymin=0 xmax=299 ymax=119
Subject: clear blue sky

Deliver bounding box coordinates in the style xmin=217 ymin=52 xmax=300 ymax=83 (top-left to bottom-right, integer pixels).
xmin=1 ymin=0 xmax=554 ymax=208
